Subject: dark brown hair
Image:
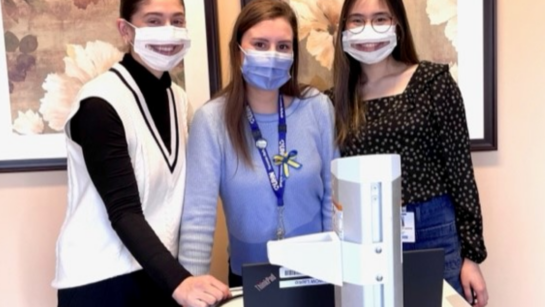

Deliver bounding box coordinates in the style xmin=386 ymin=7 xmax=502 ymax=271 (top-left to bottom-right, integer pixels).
xmin=120 ymin=0 xmax=185 ymax=21
xmin=333 ymin=0 xmax=419 ymax=148
xmin=217 ymin=0 xmax=309 ymax=165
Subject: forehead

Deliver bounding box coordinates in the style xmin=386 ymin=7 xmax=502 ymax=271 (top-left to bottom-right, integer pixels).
xmin=243 ymin=18 xmax=293 ymax=40
xmin=135 ymin=0 xmax=185 ymax=15
xmin=349 ymin=0 xmax=391 ymax=15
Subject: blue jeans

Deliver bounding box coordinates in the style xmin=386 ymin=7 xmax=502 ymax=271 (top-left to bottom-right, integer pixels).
xmin=403 ymin=195 xmax=464 ymax=296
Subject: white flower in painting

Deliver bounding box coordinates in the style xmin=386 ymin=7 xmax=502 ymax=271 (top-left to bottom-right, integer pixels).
xmin=63 ymin=40 xmax=123 ymax=84
xmin=12 ymin=109 xmax=45 ymax=135
xmin=426 ymin=0 xmax=457 ymax=51
xmin=287 ymin=0 xmax=343 ymax=69
xmin=39 ymin=40 xmax=123 ymax=131
xmin=39 ymin=73 xmax=83 ymax=131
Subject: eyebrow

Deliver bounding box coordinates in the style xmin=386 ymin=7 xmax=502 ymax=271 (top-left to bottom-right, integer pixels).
xmin=250 ymin=38 xmax=293 ymax=44
xmin=143 ymin=12 xmax=185 ymax=18
xmin=348 ymin=12 xmax=390 ymax=18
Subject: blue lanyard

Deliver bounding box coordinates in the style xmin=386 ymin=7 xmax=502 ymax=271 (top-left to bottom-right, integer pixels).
xmin=245 ymin=95 xmax=287 ymax=207
xmin=245 ymin=95 xmax=287 ymax=239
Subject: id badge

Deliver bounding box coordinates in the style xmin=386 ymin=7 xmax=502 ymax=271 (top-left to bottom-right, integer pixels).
xmin=401 ymin=207 xmax=415 ymax=243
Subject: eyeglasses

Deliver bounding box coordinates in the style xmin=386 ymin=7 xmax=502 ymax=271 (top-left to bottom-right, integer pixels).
xmin=345 ymin=14 xmax=394 ymax=34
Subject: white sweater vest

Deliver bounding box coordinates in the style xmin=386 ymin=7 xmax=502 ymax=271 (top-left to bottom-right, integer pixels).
xmin=53 ymin=64 xmax=189 ymax=289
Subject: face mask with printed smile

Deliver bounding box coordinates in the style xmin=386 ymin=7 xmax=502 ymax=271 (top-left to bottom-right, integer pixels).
xmin=240 ymin=48 xmax=294 ymax=91
xmin=342 ymin=25 xmax=397 ymax=64
xmin=126 ymin=21 xmax=192 ymax=72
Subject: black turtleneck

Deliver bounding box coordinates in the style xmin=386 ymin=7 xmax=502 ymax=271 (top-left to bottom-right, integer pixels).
xmin=70 ymin=53 xmax=190 ymax=294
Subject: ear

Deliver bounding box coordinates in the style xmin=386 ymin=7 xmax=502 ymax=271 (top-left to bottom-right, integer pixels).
xmin=117 ymin=19 xmax=134 ymax=45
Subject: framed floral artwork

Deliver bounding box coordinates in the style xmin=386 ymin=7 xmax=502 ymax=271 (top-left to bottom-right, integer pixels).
xmin=240 ymin=0 xmax=497 ymax=151
xmin=0 ymin=0 xmax=221 ymax=172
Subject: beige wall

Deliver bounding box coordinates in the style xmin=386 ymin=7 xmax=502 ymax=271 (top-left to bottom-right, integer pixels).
xmin=0 ymin=0 xmax=543 ymax=305
xmin=0 ymin=172 xmax=66 ymax=306
xmin=470 ymin=0 xmax=545 ymax=304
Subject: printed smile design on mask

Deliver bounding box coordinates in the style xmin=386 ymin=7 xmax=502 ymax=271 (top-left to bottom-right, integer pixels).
xmin=342 ymin=25 xmax=397 ymax=64
xmin=127 ymin=21 xmax=192 ymax=72
xmin=145 ymin=44 xmax=182 ymax=56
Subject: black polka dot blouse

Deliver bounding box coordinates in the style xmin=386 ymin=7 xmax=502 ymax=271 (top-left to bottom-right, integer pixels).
xmin=329 ymin=61 xmax=487 ymax=263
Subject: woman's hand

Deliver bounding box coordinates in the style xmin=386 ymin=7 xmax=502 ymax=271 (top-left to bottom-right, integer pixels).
xmin=172 ymin=275 xmax=230 ymax=307
xmin=460 ymin=258 xmax=488 ymax=307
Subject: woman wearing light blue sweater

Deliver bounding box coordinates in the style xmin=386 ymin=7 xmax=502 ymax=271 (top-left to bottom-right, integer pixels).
xmin=179 ymin=0 xmax=337 ymax=287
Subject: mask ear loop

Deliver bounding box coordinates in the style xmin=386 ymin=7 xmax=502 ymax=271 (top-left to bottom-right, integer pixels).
xmin=122 ymin=20 xmax=137 ymax=46
xmin=239 ymin=45 xmax=249 ymax=74
xmin=239 ymin=45 xmax=249 ymax=55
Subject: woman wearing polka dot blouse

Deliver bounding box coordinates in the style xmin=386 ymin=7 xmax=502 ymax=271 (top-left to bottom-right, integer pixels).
xmin=328 ymin=0 xmax=488 ymax=306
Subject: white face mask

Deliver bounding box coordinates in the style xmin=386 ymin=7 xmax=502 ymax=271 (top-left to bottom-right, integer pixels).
xmin=127 ymin=21 xmax=191 ymax=72
xmin=342 ymin=25 xmax=397 ymax=64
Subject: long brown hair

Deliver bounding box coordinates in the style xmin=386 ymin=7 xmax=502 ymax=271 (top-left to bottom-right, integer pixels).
xmin=333 ymin=0 xmax=419 ymax=148
xmin=217 ymin=0 xmax=308 ymax=165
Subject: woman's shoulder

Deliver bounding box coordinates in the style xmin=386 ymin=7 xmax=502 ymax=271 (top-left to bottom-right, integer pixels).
xmin=191 ymin=95 xmax=226 ymax=123
xmin=292 ymin=87 xmax=334 ymax=124
xmin=323 ymin=87 xmax=335 ymax=102
xmin=414 ymin=61 xmax=452 ymax=83
xmin=417 ymin=60 xmax=450 ymax=72
xmin=298 ymin=86 xmax=331 ymax=103
xmin=406 ymin=61 xmax=458 ymax=96
xmin=170 ymin=82 xmax=187 ymax=96
xmin=298 ymin=87 xmax=333 ymax=111
xmin=77 ymin=69 xmax=126 ymax=102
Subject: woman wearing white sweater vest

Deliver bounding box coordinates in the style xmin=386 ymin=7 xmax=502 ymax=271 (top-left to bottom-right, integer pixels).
xmin=53 ymin=0 xmax=229 ymax=306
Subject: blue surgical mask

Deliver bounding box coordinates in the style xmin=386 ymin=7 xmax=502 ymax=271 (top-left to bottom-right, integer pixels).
xmin=240 ymin=48 xmax=294 ymax=90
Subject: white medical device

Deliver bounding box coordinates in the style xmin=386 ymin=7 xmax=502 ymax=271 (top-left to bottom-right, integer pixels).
xmin=267 ymin=154 xmax=403 ymax=307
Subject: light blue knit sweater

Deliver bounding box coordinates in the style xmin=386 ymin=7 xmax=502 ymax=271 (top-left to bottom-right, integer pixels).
xmin=179 ymin=88 xmax=337 ymax=276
